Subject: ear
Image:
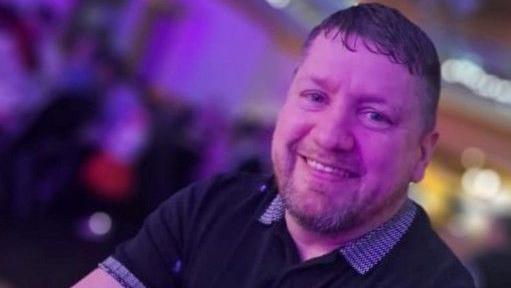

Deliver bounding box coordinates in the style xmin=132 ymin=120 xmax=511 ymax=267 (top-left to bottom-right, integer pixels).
xmin=411 ymin=131 xmax=438 ymax=183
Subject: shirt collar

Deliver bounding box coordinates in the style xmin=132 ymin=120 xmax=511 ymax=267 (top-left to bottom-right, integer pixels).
xmin=258 ymin=194 xmax=417 ymax=275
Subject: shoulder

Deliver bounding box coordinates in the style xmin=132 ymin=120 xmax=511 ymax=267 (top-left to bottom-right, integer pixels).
xmin=203 ymin=172 xmax=272 ymax=195
xmin=159 ymin=172 xmax=275 ymax=224
xmin=107 ymin=172 xmax=276 ymax=287
xmin=135 ymin=172 xmax=273 ymax=237
xmin=384 ymin=203 xmax=475 ymax=287
xmin=176 ymin=172 xmax=272 ymax=206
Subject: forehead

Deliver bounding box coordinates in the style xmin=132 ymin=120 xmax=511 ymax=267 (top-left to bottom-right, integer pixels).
xmin=297 ymin=35 xmax=422 ymax=102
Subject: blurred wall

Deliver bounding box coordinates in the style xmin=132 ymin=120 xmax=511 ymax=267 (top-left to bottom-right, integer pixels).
xmin=137 ymin=0 xmax=296 ymax=120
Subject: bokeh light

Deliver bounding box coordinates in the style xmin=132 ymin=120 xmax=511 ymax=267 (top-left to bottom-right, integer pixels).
xmin=88 ymin=211 xmax=113 ymax=236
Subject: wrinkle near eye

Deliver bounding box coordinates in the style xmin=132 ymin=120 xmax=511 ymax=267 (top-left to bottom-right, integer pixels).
xmin=358 ymin=110 xmax=393 ymax=130
xmin=298 ymin=90 xmax=329 ymax=111
xmin=304 ymin=91 xmax=326 ymax=103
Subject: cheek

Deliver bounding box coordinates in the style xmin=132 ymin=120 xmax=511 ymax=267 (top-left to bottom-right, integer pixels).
xmin=274 ymin=108 xmax=312 ymax=145
xmin=358 ymin=132 xmax=414 ymax=179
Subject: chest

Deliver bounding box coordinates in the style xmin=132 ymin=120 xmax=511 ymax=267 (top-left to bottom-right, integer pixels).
xmin=181 ymin=220 xmax=385 ymax=288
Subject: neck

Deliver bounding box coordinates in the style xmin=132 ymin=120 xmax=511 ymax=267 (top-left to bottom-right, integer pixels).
xmin=285 ymin=198 xmax=407 ymax=261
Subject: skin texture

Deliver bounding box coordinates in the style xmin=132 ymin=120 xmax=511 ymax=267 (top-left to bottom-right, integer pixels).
xmin=271 ymin=34 xmax=437 ymax=259
xmin=72 ymin=268 xmax=122 ymax=288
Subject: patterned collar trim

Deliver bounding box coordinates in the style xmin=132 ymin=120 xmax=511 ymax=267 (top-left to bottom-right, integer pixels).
xmin=258 ymin=194 xmax=285 ymax=225
xmin=258 ymin=195 xmax=417 ymax=275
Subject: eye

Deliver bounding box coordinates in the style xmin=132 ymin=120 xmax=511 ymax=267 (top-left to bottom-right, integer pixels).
xmin=305 ymin=92 xmax=326 ymax=103
xmin=366 ymin=112 xmax=387 ymax=122
xmin=298 ymin=90 xmax=328 ymax=110
xmin=359 ymin=110 xmax=393 ymax=129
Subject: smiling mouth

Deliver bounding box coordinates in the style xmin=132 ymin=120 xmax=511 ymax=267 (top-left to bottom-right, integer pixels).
xmin=302 ymin=156 xmax=360 ymax=179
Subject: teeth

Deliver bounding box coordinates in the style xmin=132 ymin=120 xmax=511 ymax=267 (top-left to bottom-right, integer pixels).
xmin=306 ymin=158 xmax=351 ymax=177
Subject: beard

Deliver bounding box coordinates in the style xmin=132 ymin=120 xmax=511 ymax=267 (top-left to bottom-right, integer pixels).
xmin=271 ymin=141 xmax=409 ymax=236
xmin=271 ymin=144 xmax=364 ymax=235
xmin=278 ymin=175 xmax=360 ymax=235
xmin=272 ymin=148 xmax=362 ymax=235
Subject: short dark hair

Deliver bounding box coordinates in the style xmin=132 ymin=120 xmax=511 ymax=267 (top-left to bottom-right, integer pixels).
xmin=304 ymin=3 xmax=440 ymax=132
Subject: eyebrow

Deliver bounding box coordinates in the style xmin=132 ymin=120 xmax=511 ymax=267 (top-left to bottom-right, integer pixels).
xmin=298 ymin=75 xmax=340 ymax=92
xmin=355 ymin=94 xmax=403 ymax=114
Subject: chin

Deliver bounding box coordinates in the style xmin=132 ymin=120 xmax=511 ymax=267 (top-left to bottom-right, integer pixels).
xmin=282 ymin=176 xmax=362 ymax=234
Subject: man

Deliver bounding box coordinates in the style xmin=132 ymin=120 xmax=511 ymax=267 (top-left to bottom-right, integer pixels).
xmin=75 ymin=3 xmax=474 ymax=287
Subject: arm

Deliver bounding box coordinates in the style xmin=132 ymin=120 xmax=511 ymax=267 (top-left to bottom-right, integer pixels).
xmin=72 ymin=268 xmax=123 ymax=288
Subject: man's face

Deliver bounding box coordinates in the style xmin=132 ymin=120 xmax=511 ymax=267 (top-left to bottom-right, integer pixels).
xmin=271 ymin=34 xmax=437 ymax=234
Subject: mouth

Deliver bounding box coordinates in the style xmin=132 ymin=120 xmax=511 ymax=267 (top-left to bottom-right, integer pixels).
xmin=301 ymin=155 xmax=360 ymax=179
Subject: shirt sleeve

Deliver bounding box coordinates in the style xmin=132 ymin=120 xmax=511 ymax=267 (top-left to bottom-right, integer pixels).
xmin=99 ymin=180 xmax=206 ymax=288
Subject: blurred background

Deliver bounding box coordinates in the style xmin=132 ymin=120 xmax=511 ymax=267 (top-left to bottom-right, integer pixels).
xmin=0 ymin=0 xmax=510 ymax=287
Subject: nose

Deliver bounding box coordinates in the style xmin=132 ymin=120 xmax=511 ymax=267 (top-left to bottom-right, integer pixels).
xmin=312 ymin=112 xmax=355 ymax=152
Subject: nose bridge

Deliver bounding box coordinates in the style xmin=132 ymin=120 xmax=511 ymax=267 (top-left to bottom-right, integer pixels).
xmin=313 ymin=103 xmax=355 ymax=151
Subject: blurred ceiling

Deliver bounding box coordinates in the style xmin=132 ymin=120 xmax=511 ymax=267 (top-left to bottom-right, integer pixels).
xmin=228 ymin=0 xmax=511 ymax=75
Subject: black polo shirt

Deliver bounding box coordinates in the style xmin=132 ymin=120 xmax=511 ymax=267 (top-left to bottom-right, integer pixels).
xmin=100 ymin=173 xmax=474 ymax=287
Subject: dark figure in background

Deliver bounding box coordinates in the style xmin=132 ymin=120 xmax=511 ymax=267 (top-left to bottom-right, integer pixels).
xmin=75 ymin=3 xmax=474 ymax=287
xmin=469 ymin=216 xmax=511 ymax=288
xmin=137 ymin=93 xmax=200 ymax=213
xmin=0 ymin=90 xmax=97 ymax=219
xmin=231 ymin=119 xmax=273 ymax=174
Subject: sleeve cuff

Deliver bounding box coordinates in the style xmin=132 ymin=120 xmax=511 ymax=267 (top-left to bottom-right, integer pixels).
xmin=99 ymin=256 xmax=147 ymax=288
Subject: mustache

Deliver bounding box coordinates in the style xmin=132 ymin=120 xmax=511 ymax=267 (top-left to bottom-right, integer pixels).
xmin=297 ymin=146 xmax=365 ymax=175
